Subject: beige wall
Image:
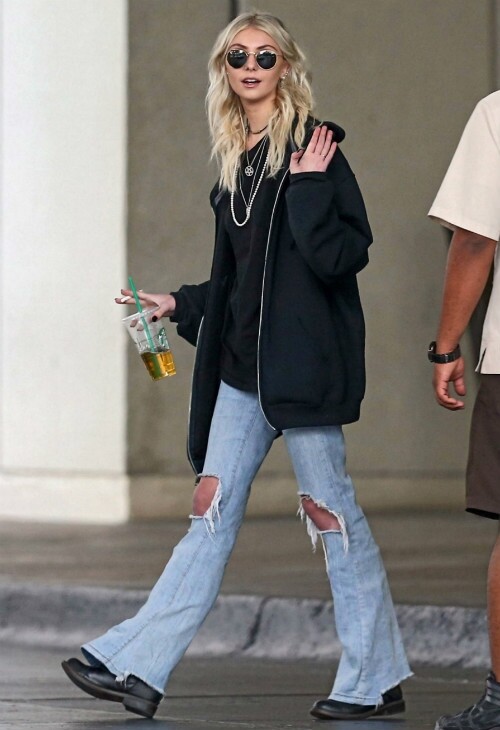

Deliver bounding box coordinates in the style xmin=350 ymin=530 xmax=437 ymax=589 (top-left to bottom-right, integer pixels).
xmin=127 ymin=0 xmax=495 ymax=517
xmin=127 ymin=0 xmax=225 ymax=479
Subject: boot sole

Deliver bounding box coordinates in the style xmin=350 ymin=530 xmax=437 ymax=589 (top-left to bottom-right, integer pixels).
xmin=61 ymin=661 xmax=158 ymax=719
xmin=311 ymin=699 xmax=406 ymax=720
xmin=123 ymin=694 xmax=159 ymax=718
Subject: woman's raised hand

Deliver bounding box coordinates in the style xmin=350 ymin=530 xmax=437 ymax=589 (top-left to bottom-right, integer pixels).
xmin=289 ymin=125 xmax=337 ymax=174
xmin=115 ymin=289 xmax=176 ymax=318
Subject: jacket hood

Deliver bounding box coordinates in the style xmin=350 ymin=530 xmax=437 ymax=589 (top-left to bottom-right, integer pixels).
xmin=322 ymin=120 xmax=346 ymax=143
xmin=302 ymin=119 xmax=346 ymax=147
xmin=289 ymin=117 xmax=345 ymax=153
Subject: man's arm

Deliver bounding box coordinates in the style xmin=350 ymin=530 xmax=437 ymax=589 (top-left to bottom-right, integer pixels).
xmin=433 ymin=227 xmax=496 ymax=409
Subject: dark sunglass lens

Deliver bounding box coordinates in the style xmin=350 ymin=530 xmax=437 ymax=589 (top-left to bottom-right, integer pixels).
xmin=227 ymin=50 xmax=247 ymax=68
xmin=256 ymin=51 xmax=277 ymax=69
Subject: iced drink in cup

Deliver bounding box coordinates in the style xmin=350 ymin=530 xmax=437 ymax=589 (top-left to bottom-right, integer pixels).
xmin=122 ymin=305 xmax=176 ymax=381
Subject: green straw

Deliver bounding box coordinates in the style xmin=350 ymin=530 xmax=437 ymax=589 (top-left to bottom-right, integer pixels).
xmin=128 ymin=275 xmax=156 ymax=352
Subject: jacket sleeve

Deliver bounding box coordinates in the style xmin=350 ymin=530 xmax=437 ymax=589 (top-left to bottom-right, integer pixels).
xmin=285 ymin=149 xmax=372 ymax=283
xmin=169 ymin=281 xmax=210 ymax=346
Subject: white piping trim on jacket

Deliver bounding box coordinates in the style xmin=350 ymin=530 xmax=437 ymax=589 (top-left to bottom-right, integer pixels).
xmin=187 ymin=316 xmax=205 ymax=472
xmin=256 ymin=169 xmax=290 ymax=431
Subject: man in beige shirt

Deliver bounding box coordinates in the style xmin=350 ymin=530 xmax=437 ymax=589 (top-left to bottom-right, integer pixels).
xmin=429 ymin=90 xmax=500 ymax=730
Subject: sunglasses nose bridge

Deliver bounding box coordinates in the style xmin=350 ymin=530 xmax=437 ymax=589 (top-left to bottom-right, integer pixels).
xmin=244 ymin=51 xmax=257 ymax=69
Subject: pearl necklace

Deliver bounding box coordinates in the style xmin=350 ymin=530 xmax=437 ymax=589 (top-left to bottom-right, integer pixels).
xmin=231 ymin=151 xmax=269 ymax=227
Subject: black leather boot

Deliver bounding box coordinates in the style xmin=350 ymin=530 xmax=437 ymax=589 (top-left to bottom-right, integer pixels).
xmin=310 ymin=684 xmax=405 ymax=720
xmin=62 ymin=658 xmax=162 ymax=719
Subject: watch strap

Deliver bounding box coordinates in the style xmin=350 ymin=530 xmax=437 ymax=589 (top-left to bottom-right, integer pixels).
xmin=428 ymin=341 xmax=461 ymax=364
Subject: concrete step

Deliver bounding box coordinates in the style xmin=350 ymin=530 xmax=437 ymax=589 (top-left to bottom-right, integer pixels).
xmin=0 ymin=582 xmax=487 ymax=668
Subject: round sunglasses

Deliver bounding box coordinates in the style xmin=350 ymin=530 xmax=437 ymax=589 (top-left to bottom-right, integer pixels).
xmin=226 ymin=49 xmax=283 ymax=70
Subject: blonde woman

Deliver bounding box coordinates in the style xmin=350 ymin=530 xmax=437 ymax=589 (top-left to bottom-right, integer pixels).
xmin=62 ymin=12 xmax=411 ymax=721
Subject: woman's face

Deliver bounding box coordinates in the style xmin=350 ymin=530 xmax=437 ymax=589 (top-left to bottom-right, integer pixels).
xmin=225 ymin=27 xmax=289 ymax=108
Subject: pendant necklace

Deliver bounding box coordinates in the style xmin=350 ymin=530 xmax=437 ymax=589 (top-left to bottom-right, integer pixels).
xmin=244 ymin=133 xmax=268 ymax=177
xmin=240 ymin=137 xmax=268 ymax=206
xmin=231 ymin=147 xmax=269 ymax=227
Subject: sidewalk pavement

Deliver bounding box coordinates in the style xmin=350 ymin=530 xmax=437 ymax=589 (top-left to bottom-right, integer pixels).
xmin=0 ymin=509 xmax=497 ymax=728
xmin=0 ymin=509 xmax=497 ymax=667
xmin=0 ymin=641 xmax=489 ymax=729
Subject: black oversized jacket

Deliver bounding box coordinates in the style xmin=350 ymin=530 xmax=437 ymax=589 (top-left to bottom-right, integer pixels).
xmin=170 ymin=121 xmax=373 ymax=474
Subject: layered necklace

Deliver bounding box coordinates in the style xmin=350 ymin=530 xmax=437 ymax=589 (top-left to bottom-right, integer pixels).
xmin=231 ymin=136 xmax=269 ymax=228
xmin=243 ymin=128 xmax=268 ymax=176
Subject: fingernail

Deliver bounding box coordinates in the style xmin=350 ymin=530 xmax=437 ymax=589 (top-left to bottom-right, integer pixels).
xmin=152 ymin=316 xmax=158 ymax=322
xmin=120 ymin=296 xmax=131 ymax=303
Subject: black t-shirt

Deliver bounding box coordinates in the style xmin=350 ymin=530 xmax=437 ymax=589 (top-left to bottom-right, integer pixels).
xmin=220 ymin=140 xmax=280 ymax=392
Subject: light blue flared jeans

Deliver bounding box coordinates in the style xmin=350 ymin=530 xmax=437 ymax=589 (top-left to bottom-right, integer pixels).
xmin=83 ymin=381 xmax=411 ymax=704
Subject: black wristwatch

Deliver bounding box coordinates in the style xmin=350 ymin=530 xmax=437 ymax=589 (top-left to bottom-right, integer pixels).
xmin=427 ymin=341 xmax=461 ymax=364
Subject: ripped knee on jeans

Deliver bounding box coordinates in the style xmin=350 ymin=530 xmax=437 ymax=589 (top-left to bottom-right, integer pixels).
xmin=298 ymin=494 xmax=348 ymax=553
xmin=190 ymin=475 xmax=221 ymax=535
xmin=300 ymin=496 xmax=341 ymax=531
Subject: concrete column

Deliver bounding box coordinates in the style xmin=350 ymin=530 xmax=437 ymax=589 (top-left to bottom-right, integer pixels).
xmin=0 ymin=0 xmax=128 ymax=522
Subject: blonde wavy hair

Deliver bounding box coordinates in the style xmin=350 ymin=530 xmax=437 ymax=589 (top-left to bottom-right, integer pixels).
xmin=206 ymin=12 xmax=315 ymax=191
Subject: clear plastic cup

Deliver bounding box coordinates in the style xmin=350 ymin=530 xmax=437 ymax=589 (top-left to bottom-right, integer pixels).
xmin=122 ymin=305 xmax=176 ymax=381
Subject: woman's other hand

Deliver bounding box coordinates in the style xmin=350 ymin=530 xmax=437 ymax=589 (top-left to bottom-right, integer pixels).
xmin=289 ymin=125 xmax=337 ymax=174
xmin=115 ymin=289 xmax=176 ymax=318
